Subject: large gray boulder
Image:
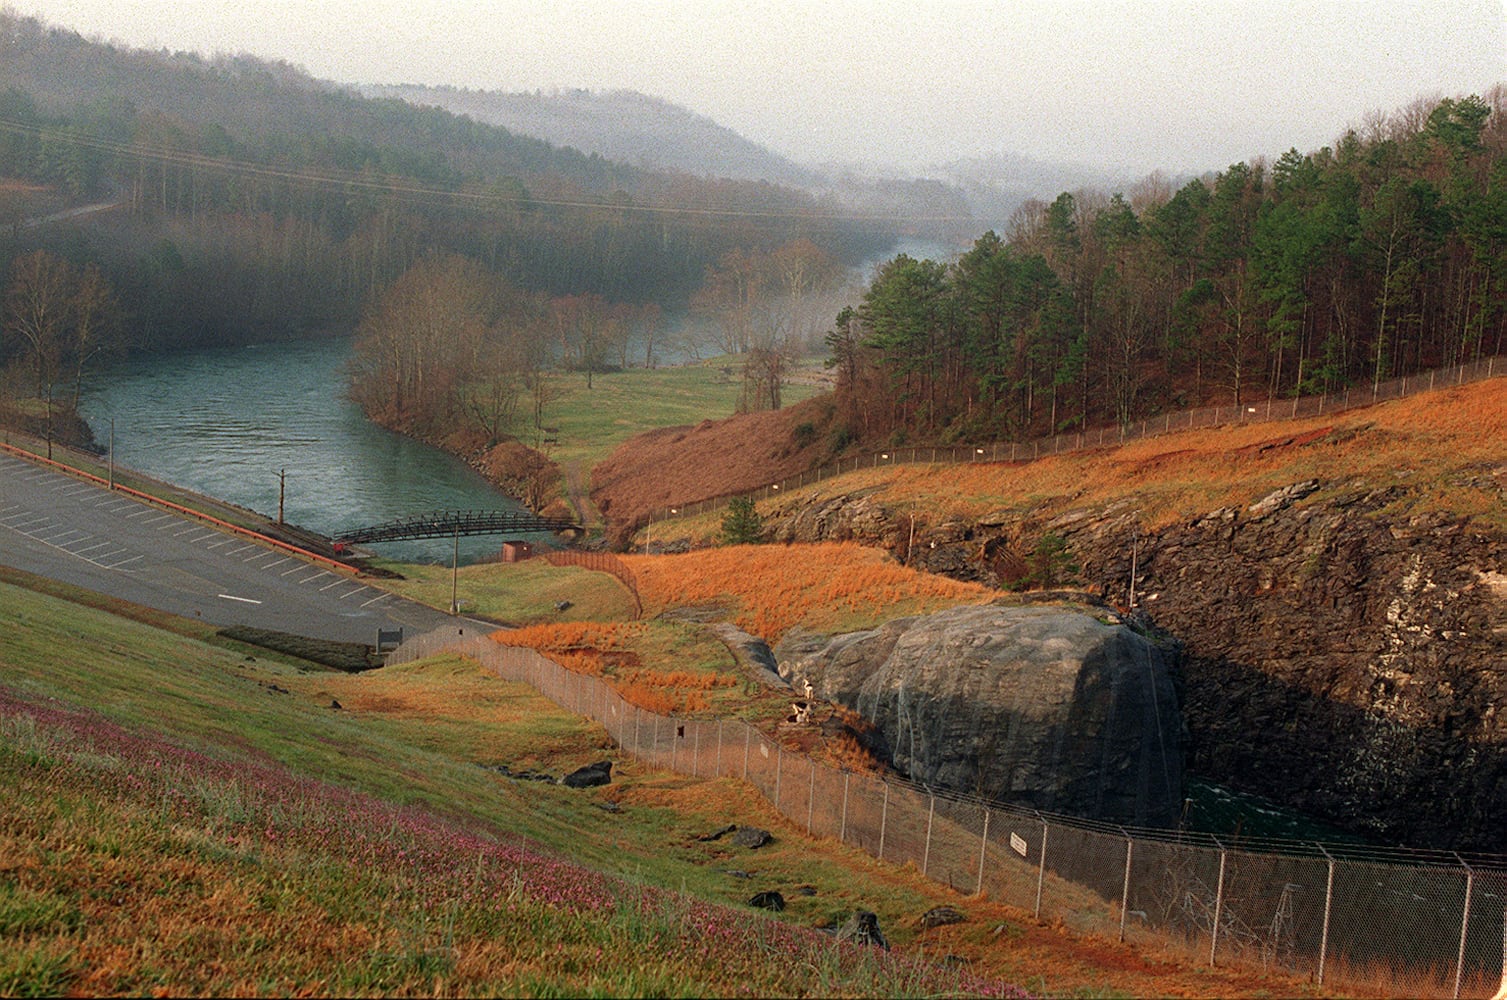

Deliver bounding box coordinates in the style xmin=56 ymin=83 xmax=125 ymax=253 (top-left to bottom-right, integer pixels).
xmin=776 ymin=604 xmax=1183 ymax=827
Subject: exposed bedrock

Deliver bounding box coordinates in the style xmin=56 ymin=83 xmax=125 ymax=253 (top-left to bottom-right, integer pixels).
xmin=764 ymin=475 xmax=1507 ymax=850
xmin=774 ymin=603 xmax=1185 ymax=828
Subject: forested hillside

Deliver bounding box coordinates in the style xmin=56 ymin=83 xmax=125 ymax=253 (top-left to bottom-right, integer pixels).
xmin=835 ymin=89 xmax=1507 ymax=442
xmin=0 ymin=12 xmax=895 ymax=355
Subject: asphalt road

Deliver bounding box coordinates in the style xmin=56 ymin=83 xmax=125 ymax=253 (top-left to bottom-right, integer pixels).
xmin=0 ymin=449 xmax=470 ymax=647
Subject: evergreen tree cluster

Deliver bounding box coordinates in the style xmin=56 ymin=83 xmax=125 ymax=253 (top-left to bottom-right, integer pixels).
xmin=838 ymin=92 xmax=1507 ymax=444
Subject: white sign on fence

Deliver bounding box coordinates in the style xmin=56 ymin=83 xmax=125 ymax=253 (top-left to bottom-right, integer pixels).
xmin=1010 ymin=831 xmax=1028 ymax=857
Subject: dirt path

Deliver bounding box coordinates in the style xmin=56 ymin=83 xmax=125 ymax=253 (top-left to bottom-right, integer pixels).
xmin=562 ymin=459 xmax=601 ymax=529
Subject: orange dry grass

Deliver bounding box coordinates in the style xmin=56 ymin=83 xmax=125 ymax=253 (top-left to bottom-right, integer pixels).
xmin=625 ymin=542 xmax=992 ymax=642
xmin=858 ymin=378 xmax=1507 ymax=530
xmin=492 ymin=621 xmax=645 ymax=653
xmin=613 ymin=667 xmax=736 ymax=715
xmin=491 ymin=621 xmax=735 ymax=715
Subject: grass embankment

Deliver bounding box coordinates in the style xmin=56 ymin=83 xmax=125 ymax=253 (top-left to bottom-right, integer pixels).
xmin=0 ymin=572 xmax=1324 ymax=997
xmin=638 ymin=376 xmax=1507 ymax=548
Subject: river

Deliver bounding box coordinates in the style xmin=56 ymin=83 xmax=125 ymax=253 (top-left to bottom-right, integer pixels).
xmin=78 ymin=336 xmax=532 ymax=566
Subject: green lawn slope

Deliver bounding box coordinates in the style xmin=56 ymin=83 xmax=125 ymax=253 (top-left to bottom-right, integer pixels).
xmin=0 ymin=574 xmax=1322 ymax=997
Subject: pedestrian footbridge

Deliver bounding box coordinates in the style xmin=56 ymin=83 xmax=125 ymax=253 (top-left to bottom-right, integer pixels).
xmin=336 ymin=510 xmax=580 ymax=545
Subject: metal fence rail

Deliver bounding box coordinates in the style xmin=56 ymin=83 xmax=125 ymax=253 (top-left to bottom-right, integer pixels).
xmin=391 ymin=630 xmax=1507 ymax=998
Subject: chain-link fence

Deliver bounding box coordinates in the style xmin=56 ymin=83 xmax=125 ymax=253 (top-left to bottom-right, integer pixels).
xmin=391 ymin=631 xmax=1507 ymax=998
xmin=645 ymin=355 xmax=1505 ymax=524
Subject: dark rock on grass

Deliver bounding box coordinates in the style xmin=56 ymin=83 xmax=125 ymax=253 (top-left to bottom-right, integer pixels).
xmin=490 ymin=764 xmax=555 ymax=782
xmin=731 ymin=827 xmax=772 ymax=849
xmin=836 ymin=910 xmax=888 ymax=950
xmin=748 ymin=890 xmax=785 ymax=911
xmin=920 ymin=905 xmax=966 ymax=928
xmin=698 ymin=824 xmax=738 ymax=842
xmin=560 ymin=760 xmax=612 ymax=788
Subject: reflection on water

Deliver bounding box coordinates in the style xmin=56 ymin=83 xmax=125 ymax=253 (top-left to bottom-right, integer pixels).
xmin=79 ymin=337 xmax=535 ymax=565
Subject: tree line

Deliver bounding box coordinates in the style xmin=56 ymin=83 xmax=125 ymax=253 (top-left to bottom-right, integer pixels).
xmin=833 ymin=92 xmax=1507 ymax=445
xmin=347 ymin=234 xmax=849 ymax=452
xmin=0 ymin=11 xmax=891 ymax=356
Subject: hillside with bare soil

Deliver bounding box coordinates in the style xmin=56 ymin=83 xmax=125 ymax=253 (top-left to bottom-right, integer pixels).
xmin=590 ymin=394 xmax=842 ymax=544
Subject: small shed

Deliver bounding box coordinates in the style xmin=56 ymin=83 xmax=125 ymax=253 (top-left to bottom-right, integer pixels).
xmin=500 ymin=540 xmax=534 ymax=562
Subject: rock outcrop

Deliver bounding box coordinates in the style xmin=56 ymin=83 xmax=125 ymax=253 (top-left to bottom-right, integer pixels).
xmin=764 ymin=475 xmax=1507 ymax=850
xmin=776 ymin=603 xmax=1184 ymax=828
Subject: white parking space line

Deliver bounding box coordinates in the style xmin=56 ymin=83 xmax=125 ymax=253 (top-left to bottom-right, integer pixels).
xmin=142 ymin=513 xmax=176 ymax=526
xmin=280 ymin=564 xmax=309 ymax=576
xmin=61 ymin=484 xmax=99 ymax=497
xmin=4 ymin=513 xmax=52 ymax=530
xmin=72 ymin=540 xmax=116 ymax=555
xmin=360 ymin=592 xmax=391 ymax=608
xmin=224 ymin=543 xmax=257 ymax=556
xmin=205 ymin=538 xmax=238 ymax=550
xmin=262 ymin=557 xmax=291 ymax=570
xmin=122 ymin=508 xmax=154 ymax=519
xmin=319 ymin=578 xmax=347 ymax=591
xmin=297 ymin=570 xmax=330 ymax=584
xmin=43 ymin=529 xmax=88 ymax=545
xmin=336 ymin=585 xmax=367 ymax=600
xmin=103 ymin=554 xmax=142 ymax=569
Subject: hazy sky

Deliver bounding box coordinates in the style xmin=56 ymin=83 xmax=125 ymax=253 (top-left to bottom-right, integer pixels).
xmin=14 ymin=0 xmax=1507 ymax=176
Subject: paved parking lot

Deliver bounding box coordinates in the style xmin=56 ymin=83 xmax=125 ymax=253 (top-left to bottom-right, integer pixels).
xmin=0 ymin=450 xmax=464 ymax=646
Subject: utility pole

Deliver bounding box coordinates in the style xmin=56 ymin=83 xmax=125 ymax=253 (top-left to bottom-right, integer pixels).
xmin=278 ymin=468 xmax=286 ymax=524
xmin=450 ymin=524 xmax=460 ymax=615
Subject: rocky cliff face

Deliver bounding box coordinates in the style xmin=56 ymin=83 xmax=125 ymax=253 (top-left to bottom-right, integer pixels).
xmin=774 ymin=604 xmax=1185 ymax=828
xmin=764 ymin=478 xmax=1507 ymax=851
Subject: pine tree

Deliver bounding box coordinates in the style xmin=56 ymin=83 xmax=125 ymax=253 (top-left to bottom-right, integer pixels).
xmin=720 ymin=496 xmax=763 ymax=545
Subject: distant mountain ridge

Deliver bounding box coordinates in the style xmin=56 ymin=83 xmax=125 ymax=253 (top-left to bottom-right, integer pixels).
xmin=359 ymin=83 xmax=1132 ymax=236
xmin=362 ymin=84 xmax=827 ymax=188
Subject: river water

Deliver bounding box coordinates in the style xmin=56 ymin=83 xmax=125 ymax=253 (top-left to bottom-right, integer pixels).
xmin=78 ymin=336 xmax=530 ymax=565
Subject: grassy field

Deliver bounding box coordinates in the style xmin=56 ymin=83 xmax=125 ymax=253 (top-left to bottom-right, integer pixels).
xmin=0 ymin=572 xmax=1324 ymax=997
xmin=538 ymin=359 xmax=824 ymax=473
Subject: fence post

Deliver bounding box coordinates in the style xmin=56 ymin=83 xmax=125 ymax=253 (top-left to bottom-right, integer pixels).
xmin=923 ymin=792 xmax=936 ymax=877
xmin=774 ymin=743 xmax=783 ymax=810
xmin=633 ymin=704 xmax=641 ymax=757
xmin=1456 ymin=856 xmax=1475 ymax=1000
xmin=840 ymin=771 xmax=850 ymax=843
xmin=807 ymin=763 xmax=815 ymax=835
xmin=1210 ymin=842 xmax=1227 ymax=966
xmin=1118 ymin=830 xmax=1133 ymax=943
xmin=670 ymin=718 xmax=678 ymax=771
xmin=878 ymin=782 xmax=890 ymax=861
xmin=1317 ymin=844 xmax=1334 ymax=985
xmin=1034 ymin=818 xmax=1049 ymax=919
xmin=977 ymin=809 xmax=990 ymax=895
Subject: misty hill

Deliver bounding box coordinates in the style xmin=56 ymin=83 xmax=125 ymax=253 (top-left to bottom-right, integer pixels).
xmin=365 ymin=83 xmax=980 ymax=244
xmin=365 ymin=84 xmax=1142 ymax=235
xmin=363 ymin=84 xmax=826 ymax=188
